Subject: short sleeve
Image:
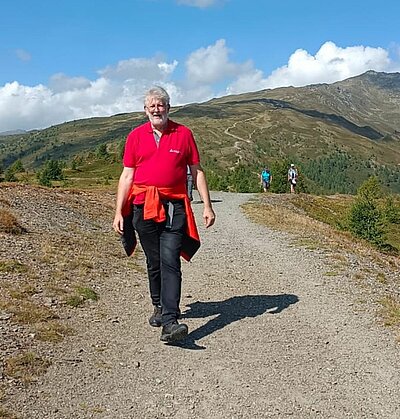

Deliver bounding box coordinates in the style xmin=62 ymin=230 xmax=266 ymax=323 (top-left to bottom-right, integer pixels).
xmin=123 ymin=131 xmax=136 ymax=168
xmin=186 ymin=129 xmax=200 ymax=166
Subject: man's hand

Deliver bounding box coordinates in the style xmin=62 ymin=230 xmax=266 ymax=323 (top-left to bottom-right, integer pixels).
xmin=113 ymin=167 xmax=135 ymax=236
xmin=113 ymin=214 xmax=124 ymax=235
xmin=203 ymin=207 xmax=215 ymax=228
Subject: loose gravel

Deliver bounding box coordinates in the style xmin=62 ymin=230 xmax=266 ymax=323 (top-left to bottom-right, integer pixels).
xmin=1 ymin=187 xmax=399 ymax=418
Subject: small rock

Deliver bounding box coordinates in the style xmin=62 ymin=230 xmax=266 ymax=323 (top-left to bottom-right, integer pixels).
xmin=0 ymin=313 xmax=12 ymax=321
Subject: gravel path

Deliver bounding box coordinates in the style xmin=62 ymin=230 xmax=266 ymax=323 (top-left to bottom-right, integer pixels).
xmin=4 ymin=190 xmax=400 ymax=418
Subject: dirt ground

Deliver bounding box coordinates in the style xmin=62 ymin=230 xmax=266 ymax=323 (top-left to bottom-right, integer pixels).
xmin=1 ymin=186 xmax=399 ymax=418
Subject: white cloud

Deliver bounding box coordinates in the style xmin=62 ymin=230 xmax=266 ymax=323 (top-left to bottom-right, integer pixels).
xmin=0 ymin=82 xmax=70 ymax=132
xmin=227 ymin=41 xmax=396 ymax=94
xmin=225 ymin=69 xmax=265 ymax=96
xmin=264 ymin=42 xmax=391 ymax=89
xmin=0 ymin=57 xmax=180 ymax=132
xmin=15 ymin=49 xmax=31 ymax=62
xmin=185 ymin=39 xmax=250 ymax=85
xmin=49 ymin=73 xmax=92 ymax=93
xmin=0 ymin=41 xmax=398 ymax=132
xmin=98 ymin=56 xmax=177 ymax=81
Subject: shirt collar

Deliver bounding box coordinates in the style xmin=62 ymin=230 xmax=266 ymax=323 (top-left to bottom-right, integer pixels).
xmin=146 ymin=119 xmax=176 ymax=133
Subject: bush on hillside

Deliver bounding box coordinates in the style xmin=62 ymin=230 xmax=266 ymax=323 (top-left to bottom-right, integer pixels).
xmin=226 ymin=165 xmax=260 ymax=192
xmin=96 ymin=143 xmax=110 ymax=160
xmin=37 ymin=160 xmax=65 ymax=187
xmin=0 ymin=209 xmax=26 ymax=234
xmin=384 ymin=195 xmax=400 ymax=224
xmin=4 ymin=168 xmax=17 ymax=182
xmin=10 ymin=160 xmax=25 ymax=173
xmin=204 ymin=164 xmax=260 ymax=193
xmin=348 ymin=177 xmax=387 ymax=248
xmin=2 ymin=160 xmax=26 ymax=183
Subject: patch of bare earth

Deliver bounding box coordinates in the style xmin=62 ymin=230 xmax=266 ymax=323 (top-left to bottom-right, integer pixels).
xmin=0 ymin=184 xmax=140 ymax=418
xmin=1 ymin=187 xmax=399 ymax=418
xmin=243 ymin=192 xmax=400 ymax=334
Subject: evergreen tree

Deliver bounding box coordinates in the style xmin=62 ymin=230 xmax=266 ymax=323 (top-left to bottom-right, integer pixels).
xmin=348 ymin=177 xmax=386 ymax=247
xmin=383 ymin=195 xmax=400 ymax=224
xmin=269 ymin=159 xmax=291 ymax=193
xmin=71 ymin=159 xmax=78 ymax=171
xmin=4 ymin=168 xmax=17 ymax=182
xmin=10 ymin=159 xmax=25 ymax=173
xmin=118 ymin=140 xmax=125 ymax=160
xmin=96 ymin=143 xmax=109 ymax=159
xmin=226 ymin=165 xmax=259 ymax=193
xmin=37 ymin=160 xmax=65 ymax=187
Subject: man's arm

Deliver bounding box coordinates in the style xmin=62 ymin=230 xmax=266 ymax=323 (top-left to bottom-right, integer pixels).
xmin=113 ymin=167 xmax=135 ymax=235
xmin=190 ymin=164 xmax=215 ymax=228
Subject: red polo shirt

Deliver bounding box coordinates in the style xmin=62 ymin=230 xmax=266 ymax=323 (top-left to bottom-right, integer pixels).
xmin=123 ymin=120 xmax=200 ymax=204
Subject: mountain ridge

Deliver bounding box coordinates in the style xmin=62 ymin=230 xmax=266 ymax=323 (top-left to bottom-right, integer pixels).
xmin=1 ymin=71 xmax=400 ymax=193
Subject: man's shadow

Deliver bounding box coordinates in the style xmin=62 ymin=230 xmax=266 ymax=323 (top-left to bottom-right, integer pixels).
xmin=169 ymin=294 xmax=299 ymax=350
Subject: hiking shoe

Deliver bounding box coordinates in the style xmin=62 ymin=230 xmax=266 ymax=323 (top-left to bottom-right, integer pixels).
xmin=149 ymin=305 xmax=162 ymax=327
xmin=160 ymin=321 xmax=188 ymax=342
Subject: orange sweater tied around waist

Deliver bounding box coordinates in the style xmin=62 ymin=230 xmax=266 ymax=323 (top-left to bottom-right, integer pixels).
xmin=121 ymin=184 xmax=200 ymax=261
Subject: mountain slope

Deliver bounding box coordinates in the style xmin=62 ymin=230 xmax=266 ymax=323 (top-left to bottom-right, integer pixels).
xmin=1 ymin=71 xmax=400 ymax=193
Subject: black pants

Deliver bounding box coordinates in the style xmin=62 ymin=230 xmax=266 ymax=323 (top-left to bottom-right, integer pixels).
xmin=133 ymin=201 xmax=186 ymax=325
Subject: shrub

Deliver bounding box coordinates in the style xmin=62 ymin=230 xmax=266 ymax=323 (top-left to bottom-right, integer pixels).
xmin=383 ymin=195 xmax=400 ymax=224
xmin=66 ymin=286 xmax=99 ymax=307
xmin=348 ymin=199 xmax=386 ymax=246
xmin=0 ymin=209 xmax=26 ymax=234
xmin=348 ymin=177 xmax=387 ymax=247
xmin=96 ymin=143 xmax=109 ymax=159
xmin=4 ymin=352 xmax=51 ymax=383
xmin=4 ymin=168 xmax=17 ymax=182
xmin=357 ymin=176 xmax=383 ymax=201
xmin=37 ymin=160 xmax=65 ymax=187
xmin=270 ymin=160 xmax=291 ymax=193
xmin=10 ymin=160 xmax=25 ymax=173
xmin=227 ymin=165 xmax=260 ymax=192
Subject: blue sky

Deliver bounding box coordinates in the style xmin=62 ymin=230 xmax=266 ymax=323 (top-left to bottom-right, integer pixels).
xmin=1 ymin=0 xmax=399 ymax=132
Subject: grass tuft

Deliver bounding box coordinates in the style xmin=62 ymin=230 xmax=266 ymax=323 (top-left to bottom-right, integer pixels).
xmin=380 ymin=297 xmax=400 ymax=328
xmin=0 ymin=260 xmax=28 ymax=274
xmin=34 ymin=321 xmax=73 ymax=343
xmin=0 ymin=407 xmax=18 ymax=419
xmin=66 ymin=286 xmax=99 ymax=308
xmin=4 ymin=352 xmax=51 ymax=384
xmin=0 ymin=209 xmax=26 ymax=234
xmin=0 ymin=300 xmax=58 ymax=324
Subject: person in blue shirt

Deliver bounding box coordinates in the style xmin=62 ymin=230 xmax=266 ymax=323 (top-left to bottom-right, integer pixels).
xmin=260 ymin=167 xmax=272 ymax=192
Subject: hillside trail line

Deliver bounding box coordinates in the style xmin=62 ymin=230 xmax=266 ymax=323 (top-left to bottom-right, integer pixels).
xmin=224 ymin=118 xmax=256 ymax=165
xmin=11 ymin=191 xmax=400 ymax=418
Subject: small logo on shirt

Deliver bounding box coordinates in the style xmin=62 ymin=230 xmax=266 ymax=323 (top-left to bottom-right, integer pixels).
xmin=169 ymin=149 xmax=180 ymax=154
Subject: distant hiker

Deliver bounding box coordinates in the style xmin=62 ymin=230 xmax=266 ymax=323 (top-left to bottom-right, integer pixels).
xmin=288 ymin=163 xmax=298 ymax=194
xmin=187 ymin=165 xmax=194 ymax=201
xmin=260 ymin=167 xmax=272 ymax=192
xmin=113 ymin=86 xmax=215 ymax=343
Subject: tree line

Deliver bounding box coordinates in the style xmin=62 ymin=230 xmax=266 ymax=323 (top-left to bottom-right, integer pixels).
xmin=2 ymin=147 xmax=400 ymax=196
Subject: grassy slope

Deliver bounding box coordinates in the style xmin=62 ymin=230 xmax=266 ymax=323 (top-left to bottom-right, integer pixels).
xmin=1 ymin=72 xmax=400 ymax=175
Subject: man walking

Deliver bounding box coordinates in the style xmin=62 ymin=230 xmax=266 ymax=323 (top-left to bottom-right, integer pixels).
xmin=187 ymin=165 xmax=194 ymax=201
xmin=288 ymin=163 xmax=298 ymax=194
xmin=113 ymin=86 xmax=215 ymax=343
